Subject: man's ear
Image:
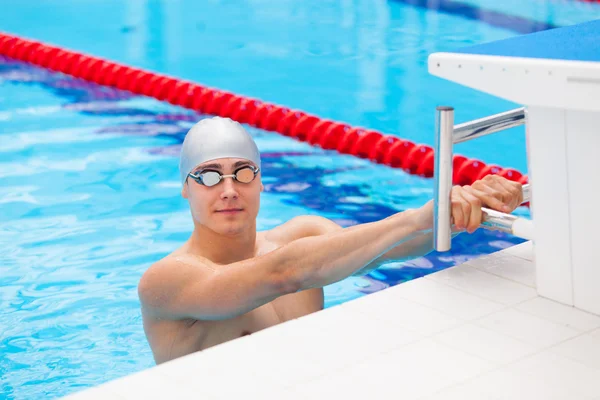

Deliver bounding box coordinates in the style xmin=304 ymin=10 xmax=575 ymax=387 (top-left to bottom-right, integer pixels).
xmin=181 ymin=182 xmax=189 ymax=199
xmin=260 ymin=183 xmax=264 ymax=192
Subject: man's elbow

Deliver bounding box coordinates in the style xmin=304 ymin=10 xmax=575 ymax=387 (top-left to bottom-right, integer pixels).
xmin=271 ymin=266 xmax=304 ymax=295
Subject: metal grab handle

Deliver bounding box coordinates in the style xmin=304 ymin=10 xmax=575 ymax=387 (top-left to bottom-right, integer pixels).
xmin=481 ymin=206 xmax=533 ymax=240
xmin=480 ymin=182 xmax=532 ymax=238
xmin=453 ymin=107 xmax=526 ymax=144
xmin=522 ymin=184 xmax=531 ymax=203
xmin=434 ymin=106 xmax=531 ymax=251
xmin=433 ymin=107 xmax=454 ymax=252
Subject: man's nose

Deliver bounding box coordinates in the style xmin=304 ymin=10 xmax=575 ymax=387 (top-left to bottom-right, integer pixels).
xmin=220 ymin=176 xmax=239 ymax=199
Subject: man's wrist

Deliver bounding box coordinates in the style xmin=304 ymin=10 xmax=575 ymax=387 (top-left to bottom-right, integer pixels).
xmin=387 ymin=206 xmax=432 ymax=235
xmin=411 ymin=201 xmax=434 ymax=232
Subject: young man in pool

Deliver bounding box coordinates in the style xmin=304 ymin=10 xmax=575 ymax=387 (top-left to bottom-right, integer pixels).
xmin=138 ymin=116 xmax=524 ymax=364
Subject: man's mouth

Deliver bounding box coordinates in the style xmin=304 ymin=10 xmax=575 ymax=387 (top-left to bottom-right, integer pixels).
xmin=216 ymin=208 xmax=243 ymax=214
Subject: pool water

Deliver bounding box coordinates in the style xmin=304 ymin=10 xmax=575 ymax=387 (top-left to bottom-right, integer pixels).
xmin=1 ymin=1 xmax=599 ymax=399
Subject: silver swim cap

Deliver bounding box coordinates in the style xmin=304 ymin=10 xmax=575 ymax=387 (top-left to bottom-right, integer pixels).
xmin=179 ymin=117 xmax=261 ymax=184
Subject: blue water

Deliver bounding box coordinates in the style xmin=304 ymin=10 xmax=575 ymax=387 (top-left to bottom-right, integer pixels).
xmin=1 ymin=1 xmax=599 ymax=399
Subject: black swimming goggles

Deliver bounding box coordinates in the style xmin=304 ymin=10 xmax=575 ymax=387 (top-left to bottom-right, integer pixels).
xmin=187 ymin=165 xmax=260 ymax=187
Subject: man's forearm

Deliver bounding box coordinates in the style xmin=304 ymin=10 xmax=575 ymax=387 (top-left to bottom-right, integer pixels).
xmin=378 ymin=228 xmax=463 ymax=262
xmin=351 ymin=227 xmax=462 ymax=276
xmin=285 ymin=209 xmax=424 ymax=290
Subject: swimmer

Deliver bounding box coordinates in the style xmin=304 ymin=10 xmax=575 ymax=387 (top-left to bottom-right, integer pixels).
xmin=138 ymin=116 xmax=524 ymax=364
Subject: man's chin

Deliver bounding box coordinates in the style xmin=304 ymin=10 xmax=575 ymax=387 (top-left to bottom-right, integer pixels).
xmin=216 ymin=222 xmax=247 ymax=237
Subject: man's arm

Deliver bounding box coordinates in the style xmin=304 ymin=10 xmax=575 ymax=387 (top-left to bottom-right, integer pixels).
xmin=380 ymin=174 xmax=524 ymax=262
xmin=273 ymin=213 xmax=451 ymax=277
xmin=351 ymin=225 xmax=463 ymax=276
xmin=138 ymin=208 xmax=424 ymax=321
xmin=138 ymin=175 xmax=523 ymax=321
xmin=292 ymin=175 xmax=524 ymax=275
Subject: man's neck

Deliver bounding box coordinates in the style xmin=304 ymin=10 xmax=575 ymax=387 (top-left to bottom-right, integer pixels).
xmin=187 ymin=223 xmax=257 ymax=265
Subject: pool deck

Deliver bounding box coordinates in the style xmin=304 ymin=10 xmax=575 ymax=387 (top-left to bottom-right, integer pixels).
xmin=63 ymin=241 xmax=600 ymax=400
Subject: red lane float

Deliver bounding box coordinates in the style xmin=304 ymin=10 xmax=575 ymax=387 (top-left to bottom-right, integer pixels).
xmin=0 ymin=32 xmax=529 ymax=188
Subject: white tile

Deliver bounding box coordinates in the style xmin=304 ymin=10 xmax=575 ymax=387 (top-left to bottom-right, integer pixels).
xmin=160 ymin=305 xmax=416 ymax=393
xmin=61 ymin=386 xmax=126 ymax=400
xmin=420 ymin=382 xmax=502 ymax=400
xmin=452 ymin=367 xmax=593 ymax=400
xmin=275 ymin=387 xmax=326 ymax=400
xmin=101 ymin=367 xmax=217 ymax=400
xmin=293 ymin=338 xmax=492 ymax=400
xmin=503 ymin=241 xmax=534 ymax=261
xmin=475 ymin=308 xmax=581 ymax=348
xmin=389 ymin=338 xmax=494 ymax=382
xmin=290 ymin=365 xmax=388 ymax=400
xmin=159 ymin=335 xmax=284 ymax=397
xmin=435 ymin=323 xmax=538 ymax=364
xmin=344 ymin=288 xmax=463 ymax=335
xmin=283 ymin=304 xmax=422 ymax=373
xmin=178 ymin=306 xmax=416 ymax=389
xmin=387 ymin=277 xmax=505 ymax=320
xmin=552 ymin=328 xmax=600 ymax=370
xmin=240 ymin=322 xmax=339 ymax=385
xmin=508 ymin=351 xmax=600 ymax=399
xmin=426 ymin=264 xmax=537 ymax=305
xmin=365 ymin=339 xmax=492 ymax=398
xmin=466 ymin=252 xmax=536 ymax=287
xmin=516 ymin=297 xmax=600 ymax=332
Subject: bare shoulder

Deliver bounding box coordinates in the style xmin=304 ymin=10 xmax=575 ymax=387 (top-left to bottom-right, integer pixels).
xmin=264 ymin=215 xmax=342 ymax=245
xmin=138 ymin=252 xmax=211 ymax=315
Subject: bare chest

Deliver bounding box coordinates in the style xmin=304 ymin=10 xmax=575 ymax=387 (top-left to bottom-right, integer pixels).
xmin=200 ymin=288 xmax=323 ymax=343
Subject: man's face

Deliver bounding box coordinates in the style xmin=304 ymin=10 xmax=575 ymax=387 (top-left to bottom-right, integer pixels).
xmin=181 ymin=158 xmax=263 ymax=236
